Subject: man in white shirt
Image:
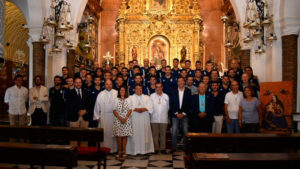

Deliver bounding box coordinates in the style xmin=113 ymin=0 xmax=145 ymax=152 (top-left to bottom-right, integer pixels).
xmin=224 ymin=81 xmax=243 ymax=133
xmin=4 ymin=75 xmax=28 ymax=126
xmin=28 ymin=76 xmax=49 ymax=126
xmin=150 ymin=82 xmax=169 ymax=154
xmin=94 ymin=79 xmax=118 ymax=153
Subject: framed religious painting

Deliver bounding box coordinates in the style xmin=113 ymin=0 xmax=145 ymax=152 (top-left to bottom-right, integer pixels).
xmin=148 ymin=35 xmax=170 ymax=69
xmin=150 ymin=0 xmax=169 ymax=11
xmin=260 ymin=81 xmax=293 ymax=133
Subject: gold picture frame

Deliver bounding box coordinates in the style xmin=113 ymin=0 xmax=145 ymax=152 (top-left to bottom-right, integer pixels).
xmin=150 ymin=0 xmax=169 ymax=11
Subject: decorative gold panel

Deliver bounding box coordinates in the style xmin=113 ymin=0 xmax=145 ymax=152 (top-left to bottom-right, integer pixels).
xmin=116 ymin=0 xmax=203 ymax=68
xmin=4 ymin=1 xmax=29 ymax=64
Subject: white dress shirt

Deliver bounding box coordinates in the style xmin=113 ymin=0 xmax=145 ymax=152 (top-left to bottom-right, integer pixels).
xmin=4 ymin=85 xmax=28 ymax=115
xmin=178 ymin=88 xmax=184 ymax=109
xmin=76 ymin=88 xmax=82 ymax=99
xmin=150 ymin=92 xmax=169 ymax=123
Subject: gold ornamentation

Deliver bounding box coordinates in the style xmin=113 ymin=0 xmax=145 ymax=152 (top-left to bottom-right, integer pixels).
xmin=115 ymin=0 xmax=203 ymax=68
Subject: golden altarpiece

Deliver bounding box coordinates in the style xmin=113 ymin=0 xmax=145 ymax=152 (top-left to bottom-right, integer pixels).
xmin=115 ymin=0 xmax=204 ymax=68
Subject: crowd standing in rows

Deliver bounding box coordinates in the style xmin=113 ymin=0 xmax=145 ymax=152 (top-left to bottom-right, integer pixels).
xmin=4 ymin=58 xmax=262 ymax=159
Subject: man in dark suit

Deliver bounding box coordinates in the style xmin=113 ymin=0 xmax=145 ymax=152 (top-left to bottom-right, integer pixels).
xmin=169 ymin=76 xmax=192 ymax=152
xmin=66 ymin=77 xmax=92 ymax=146
xmin=191 ymin=82 xmax=215 ymax=133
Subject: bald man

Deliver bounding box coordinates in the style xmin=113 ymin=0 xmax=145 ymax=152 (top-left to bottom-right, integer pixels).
xmin=94 ymin=79 xmax=118 ymax=152
xmin=141 ymin=58 xmax=150 ymax=78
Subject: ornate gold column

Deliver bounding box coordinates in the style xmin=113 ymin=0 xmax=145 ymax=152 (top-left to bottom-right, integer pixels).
xmin=117 ymin=0 xmax=127 ymax=65
xmin=192 ymin=0 xmax=202 ymax=67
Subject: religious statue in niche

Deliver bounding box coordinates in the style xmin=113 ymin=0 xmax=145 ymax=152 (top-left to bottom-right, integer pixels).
xmin=149 ymin=37 xmax=169 ymax=68
xmin=180 ymin=46 xmax=187 ymax=68
xmin=152 ymin=0 xmax=167 ymax=11
xmin=132 ymin=46 xmax=138 ymax=60
xmin=260 ymin=81 xmax=292 ymax=133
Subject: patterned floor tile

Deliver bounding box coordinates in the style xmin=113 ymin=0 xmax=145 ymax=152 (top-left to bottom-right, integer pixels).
xmin=122 ymin=160 xmax=149 ymax=167
xmin=173 ymin=155 xmax=184 ymax=161
xmin=149 ymin=154 xmax=173 ymax=161
xmin=148 ymin=160 xmax=173 ymax=167
xmin=107 ymin=159 xmax=123 ymax=166
xmin=78 ymin=161 xmax=98 ymax=166
xmin=172 ymin=161 xmax=185 ymax=168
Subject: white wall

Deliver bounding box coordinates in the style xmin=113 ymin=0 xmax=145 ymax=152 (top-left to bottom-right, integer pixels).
xmin=43 ymin=0 xmax=88 ymax=87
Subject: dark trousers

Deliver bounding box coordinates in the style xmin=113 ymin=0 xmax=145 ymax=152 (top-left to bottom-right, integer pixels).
xmin=31 ymin=108 xmax=47 ymax=126
xmin=191 ymin=118 xmax=212 ymax=133
xmin=241 ymin=123 xmax=259 ymax=133
xmin=50 ymin=113 xmax=67 ymax=127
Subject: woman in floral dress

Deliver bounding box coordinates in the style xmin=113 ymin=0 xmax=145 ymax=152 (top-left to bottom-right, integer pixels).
xmin=113 ymin=86 xmax=133 ymax=160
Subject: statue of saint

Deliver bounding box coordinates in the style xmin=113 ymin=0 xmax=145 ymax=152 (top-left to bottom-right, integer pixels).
xmin=179 ymin=46 xmax=187 ymax=69
xmin=180 ymin=46 xmax=187 ymax=62
xmin=132 ymin=46 xmax=138 ymax=60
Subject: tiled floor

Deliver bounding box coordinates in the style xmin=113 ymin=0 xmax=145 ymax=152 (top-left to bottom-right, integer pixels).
xmin=0 ymin=151 xmax=186 ymax=169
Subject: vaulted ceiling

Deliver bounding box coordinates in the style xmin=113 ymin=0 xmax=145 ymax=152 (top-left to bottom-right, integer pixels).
xmin=4 ymin=1 xmax=29 ymax=64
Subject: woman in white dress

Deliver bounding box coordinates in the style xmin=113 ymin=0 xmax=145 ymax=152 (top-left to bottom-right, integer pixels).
xmin=113 ymin=86 xmax=133 ymax=160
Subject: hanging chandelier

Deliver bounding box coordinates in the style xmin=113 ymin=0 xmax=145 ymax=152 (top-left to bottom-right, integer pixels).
xmin=242 ymin=0 xmax=277 ymax=54
xmin=40 ymin=0 xmax=74 ymax=54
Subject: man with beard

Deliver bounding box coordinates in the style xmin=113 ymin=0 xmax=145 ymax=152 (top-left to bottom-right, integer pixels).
xmin=49 ymin=76 xmax=67 ymax=126
xmin=28 ymin=76 xmax=49 ymax=126
xmin=61 ymin=66 xmax=69 ymax=88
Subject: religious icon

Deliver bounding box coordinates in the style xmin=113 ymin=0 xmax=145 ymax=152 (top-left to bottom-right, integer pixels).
xmin=152 ymin=0 xmax=168 ymax=11
xmin=263 ymin=95 xmax=288 ymax=129
xmin=180 ymin=46 xmax=187 ymax=68
xmin=260 ymin=81 xmax=292 ymax=133
xmin=149 ymin=36 xmax=169 ymax=68
xmin=132 ymin=46 xmax=138 ymax=60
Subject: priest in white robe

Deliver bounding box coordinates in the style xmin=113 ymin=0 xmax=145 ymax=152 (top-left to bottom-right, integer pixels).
xmin=127 ymin=84 xmax=154 ymax=155
xmin=94 ymin=79 xmax=118 ymax=152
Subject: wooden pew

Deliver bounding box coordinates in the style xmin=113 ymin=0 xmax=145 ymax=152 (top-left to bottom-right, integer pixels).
xmin=185 ymin=133 xmax=300 ymax=168
xmin=186 ymin=133 xmax=300 ymax=153
xmin=0 ymin=125 xmax=106 ymax=169
xmin=191 ymin=153 xmax=300 ymax=169
xmin=0 ymin=142 xmax=77 ymax=169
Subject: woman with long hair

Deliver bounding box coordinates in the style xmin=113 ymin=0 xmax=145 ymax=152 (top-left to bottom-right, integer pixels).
xmin=112 ymin=86 xmax=133 ymax=160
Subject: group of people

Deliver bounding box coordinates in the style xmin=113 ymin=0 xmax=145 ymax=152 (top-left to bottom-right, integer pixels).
xmin=4 ymin=57 xmax=262 ymax=159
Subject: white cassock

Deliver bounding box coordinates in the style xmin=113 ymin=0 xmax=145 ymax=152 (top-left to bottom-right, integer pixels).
xmin=94 ymin=89 xmax=118 ymax=152
xmin=127 ymin=94 xmax=154 ymax=155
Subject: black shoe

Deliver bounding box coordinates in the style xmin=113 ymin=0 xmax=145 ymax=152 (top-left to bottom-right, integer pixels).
xmin=161 ymin=150 xmax=167 ymax=154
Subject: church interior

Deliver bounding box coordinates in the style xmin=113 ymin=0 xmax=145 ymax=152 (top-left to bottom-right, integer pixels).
xmin=0 ymin=0 xmax=300 ymax=169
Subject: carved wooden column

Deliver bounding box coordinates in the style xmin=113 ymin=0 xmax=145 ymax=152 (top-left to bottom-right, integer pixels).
xmin=67 ymin=49 xmax=75 ymax=77
xmin=239 ymin=49 xmax=251 ymax=69
xmin=32 ymin=42 xmax=45 ymax=82
xmin=282 ymin=34 xmax=298 ymax=113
